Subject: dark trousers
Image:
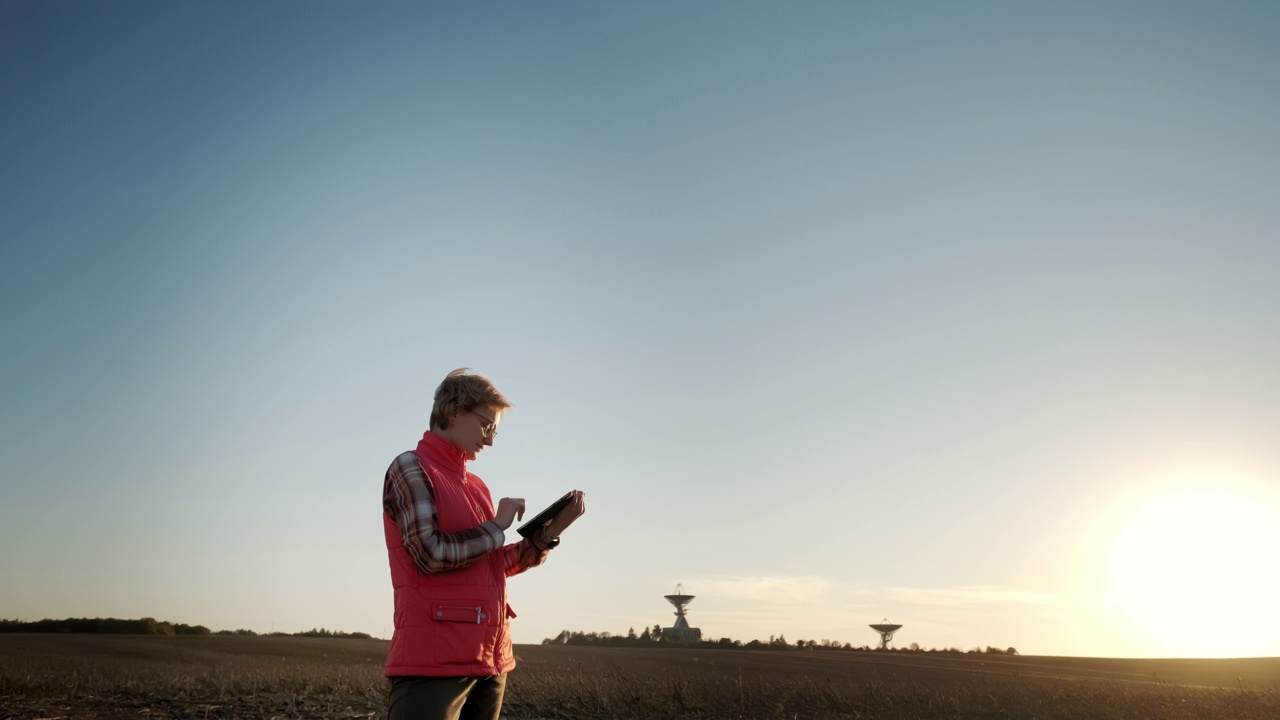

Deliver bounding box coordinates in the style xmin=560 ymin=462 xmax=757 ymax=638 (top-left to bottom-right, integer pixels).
xmin=388 ymin=674 xmax=507 ymax=720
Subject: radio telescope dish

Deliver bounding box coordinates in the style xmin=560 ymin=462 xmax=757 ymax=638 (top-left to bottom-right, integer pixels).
xmin=661 ymin=583 xmax=702 ymax=643
xmin=869 ymin=618 xmax=902 ymax=649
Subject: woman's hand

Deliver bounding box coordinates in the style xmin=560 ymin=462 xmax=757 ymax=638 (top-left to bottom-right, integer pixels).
xmin=495 ymin=497 xmax=526 ymax=530
xmin=544 ymin=490 xmax=586 ymax=539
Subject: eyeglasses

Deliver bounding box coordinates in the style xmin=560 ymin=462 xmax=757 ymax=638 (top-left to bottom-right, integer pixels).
xmin=470 ymin=410 xmax=499 ymax=438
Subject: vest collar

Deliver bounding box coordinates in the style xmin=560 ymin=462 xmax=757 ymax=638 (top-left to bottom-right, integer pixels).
xmin=416 ymin=430 xmax=468 ymax=474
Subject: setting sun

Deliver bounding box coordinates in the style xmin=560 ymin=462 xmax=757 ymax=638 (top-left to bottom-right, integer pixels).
xmin=1102 ymin=474 xmax=1280 ymax=658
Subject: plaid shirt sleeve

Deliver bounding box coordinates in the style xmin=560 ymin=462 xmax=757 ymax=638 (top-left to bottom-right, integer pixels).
xmin=382 ymin=452 xmax=506 ymax=575
xmin=503 ymin=538 xmax=550 ymax=577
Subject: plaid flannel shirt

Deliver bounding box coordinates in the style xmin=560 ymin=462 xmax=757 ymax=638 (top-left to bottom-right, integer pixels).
xmin=383 ymin=451 xmax=547 ymax=576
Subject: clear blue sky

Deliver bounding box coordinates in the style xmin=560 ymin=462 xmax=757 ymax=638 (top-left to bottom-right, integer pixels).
xmin=3 ymin=1 xmax=1278 ymax=658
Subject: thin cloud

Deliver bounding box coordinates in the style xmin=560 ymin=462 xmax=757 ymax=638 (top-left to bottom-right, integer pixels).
xmin=687 ymin=577 xmax=1058 ymax=610
xmin=883 ymin=585 xmax=1063 ymax=607
xmin=686 ymin=575 xmax=841 ymax=605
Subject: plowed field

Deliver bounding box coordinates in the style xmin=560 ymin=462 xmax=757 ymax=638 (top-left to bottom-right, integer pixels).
xmin=2 ymin=635 xmax=1277 ymax=719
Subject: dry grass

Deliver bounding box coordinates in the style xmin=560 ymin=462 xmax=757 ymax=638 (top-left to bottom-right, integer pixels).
xmin=2 ymin=635 xmax=1278 ymax=719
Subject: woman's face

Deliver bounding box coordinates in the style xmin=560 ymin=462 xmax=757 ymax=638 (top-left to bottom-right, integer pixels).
xmin=455 ymin=404 xmax=503 ymax=458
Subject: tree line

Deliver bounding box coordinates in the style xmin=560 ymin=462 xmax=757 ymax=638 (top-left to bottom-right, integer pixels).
xmin=0 ymin=617 xmax=212 ymax=635
xmin=0 ymin=618 xmax=371 ymax=639
xmin=543 ymin=625 xmax=1018 ymax=656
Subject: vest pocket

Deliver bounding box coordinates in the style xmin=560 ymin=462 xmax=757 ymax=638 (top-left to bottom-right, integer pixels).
xmin=431 ymin=602 xmax=487 ymax=624
xmin=429 ymin=601 xmax=491 ymax=667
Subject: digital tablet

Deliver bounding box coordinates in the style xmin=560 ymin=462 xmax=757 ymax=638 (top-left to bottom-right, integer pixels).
xmin=516 ymin=491 xmax=574 ymax=539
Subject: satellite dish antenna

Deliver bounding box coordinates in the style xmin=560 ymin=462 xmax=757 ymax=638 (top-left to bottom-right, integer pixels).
xmin=869 ymin=618 xmax=902 ymax=650
xmin=664 ymin=583 xmax=695 ymax=630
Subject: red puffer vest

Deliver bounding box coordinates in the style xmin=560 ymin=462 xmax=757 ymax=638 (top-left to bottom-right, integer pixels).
xmin=384 ymin=432 xmax=515 ymax=677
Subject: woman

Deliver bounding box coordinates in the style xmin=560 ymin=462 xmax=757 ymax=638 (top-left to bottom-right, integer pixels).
xmin=381 ymin=368 xmax=585 ymax=720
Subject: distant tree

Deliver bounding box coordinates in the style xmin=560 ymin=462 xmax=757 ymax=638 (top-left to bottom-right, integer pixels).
xmin=627 ymin=626 xmax=637 ymax=640
xmin=541 ymin=631 xmax=565 ymax=645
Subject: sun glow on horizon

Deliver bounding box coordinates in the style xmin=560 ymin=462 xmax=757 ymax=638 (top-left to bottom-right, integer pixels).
xmin=1098 ymin=471 xmax=1280 ymax=658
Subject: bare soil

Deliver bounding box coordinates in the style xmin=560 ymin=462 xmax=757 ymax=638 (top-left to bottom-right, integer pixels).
xmin=2 ymin=635 xmax=1277 ymax=719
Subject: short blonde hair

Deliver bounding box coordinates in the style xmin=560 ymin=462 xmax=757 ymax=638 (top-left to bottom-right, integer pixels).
xmin=430 ymin=368 xmax=512 ymax=431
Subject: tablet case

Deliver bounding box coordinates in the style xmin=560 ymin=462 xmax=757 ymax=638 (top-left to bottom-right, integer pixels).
xmin=516 ymin=491 xmax=574 ymax=539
